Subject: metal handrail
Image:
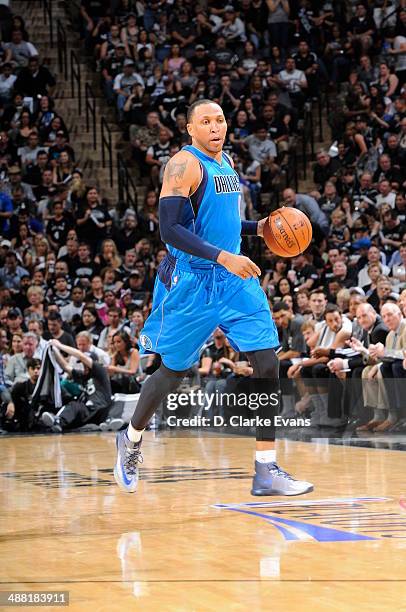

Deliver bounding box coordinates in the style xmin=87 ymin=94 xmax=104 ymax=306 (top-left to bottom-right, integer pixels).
xmin=101 ymin=117 xmax=113 ymax=187
xmin=42 ymin=0 xmax=54 ymax=47
xmin=85 ymin=83 xmax=97 ymax=149
xmin=57 ymin=20 xmax=68 ymax=80
xmin=117 ymin=153 xmax=138 ymax=213
xmin=70 ymin=50 xmax=82 ymax=115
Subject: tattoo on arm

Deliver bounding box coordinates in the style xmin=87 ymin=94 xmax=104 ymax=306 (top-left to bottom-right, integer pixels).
xmin=165 ymin=160 xmax=188 ymax=194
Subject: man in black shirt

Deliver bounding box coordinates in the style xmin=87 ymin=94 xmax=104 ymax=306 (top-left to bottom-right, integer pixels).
xmin=14 ymin=57 xmax=56 ymax=98
xmin=41 ymin=339 xmax=112 ymax=433
xmin=72 ymin=242 xmax=100 ymax=288
xmin=288 ymin=253 xmax=319 ymax=291
xmin=46 ymin=200 xmax=74 ymax=252
xmin=43 ymin=311 xmax=75 ymax=347
xmin=4 ymin=358 xmax=41 ymax=432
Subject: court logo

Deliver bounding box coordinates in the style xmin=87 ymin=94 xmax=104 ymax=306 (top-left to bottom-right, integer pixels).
xmin=139 ymin=334 xmax=152 ymax=350
xmin=213 ymin=497 xmax=405 ymax=542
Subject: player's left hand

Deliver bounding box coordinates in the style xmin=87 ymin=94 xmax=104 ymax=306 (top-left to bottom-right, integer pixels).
xmin=257 ymin=218 xmax=268 ymax=237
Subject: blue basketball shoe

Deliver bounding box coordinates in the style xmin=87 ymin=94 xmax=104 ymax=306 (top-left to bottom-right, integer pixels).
xmin=114 ymin=431 xmax=143 ymax=493
xmin=251 ymin=461 xmax=313 ymax=496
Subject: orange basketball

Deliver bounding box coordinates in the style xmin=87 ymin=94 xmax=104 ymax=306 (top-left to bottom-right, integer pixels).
xmin=263 ymin=206 xmax=312 ymax=257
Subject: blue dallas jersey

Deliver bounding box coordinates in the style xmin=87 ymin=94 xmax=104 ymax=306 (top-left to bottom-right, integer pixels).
xmin=167 ymin=144 xmax=242 ymax=266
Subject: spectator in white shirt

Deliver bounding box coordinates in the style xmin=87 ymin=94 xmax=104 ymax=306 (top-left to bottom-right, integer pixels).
xmin=275 ymin=56 xmax=307 ymax=109
xmin=0 ymin=62 xmax=17 ymax=103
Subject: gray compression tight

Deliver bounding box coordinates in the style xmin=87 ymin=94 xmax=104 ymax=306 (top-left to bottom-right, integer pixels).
xmin=130 ymin=349 xmax=279 ymax=440
xmin=245 ymin=348 xmax=280 ymax=442
xmin=131 ymin=363 xmax=189 ymax=430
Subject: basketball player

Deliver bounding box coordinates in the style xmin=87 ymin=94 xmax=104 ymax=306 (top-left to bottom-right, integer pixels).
xmin=115 ymin=100 xmax=313 ymax=496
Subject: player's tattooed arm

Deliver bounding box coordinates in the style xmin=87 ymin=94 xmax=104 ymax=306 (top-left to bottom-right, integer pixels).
xmin=160 ymin=152 xmax=200 ymax=197
xmin=166 ymin=160 xmax=187 ymax=195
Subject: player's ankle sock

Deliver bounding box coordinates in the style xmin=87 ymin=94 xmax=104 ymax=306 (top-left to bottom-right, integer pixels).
xmin=127 ymin=423 xmax=144 ymax=443
xmin=256 ymin=450 xmax=276 ymax=464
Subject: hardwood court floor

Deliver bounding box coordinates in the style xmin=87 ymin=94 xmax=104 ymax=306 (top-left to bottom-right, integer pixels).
xmin=1 ymin=432 xmax=406 ymax=611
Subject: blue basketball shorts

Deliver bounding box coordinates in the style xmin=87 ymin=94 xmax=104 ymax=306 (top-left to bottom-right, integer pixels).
xmin=139 ymin=254 xmax=279 ymax=371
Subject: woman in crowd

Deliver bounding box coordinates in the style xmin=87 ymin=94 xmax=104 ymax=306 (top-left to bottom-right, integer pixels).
xmin=78 ymin=306 xmax=103 ymax=345
xmin=108 ymin=331 xmax=140 ymax=393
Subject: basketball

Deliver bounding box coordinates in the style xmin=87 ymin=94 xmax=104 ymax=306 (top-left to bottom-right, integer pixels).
xmin=263 ymin=206 xmax=312 ymax=257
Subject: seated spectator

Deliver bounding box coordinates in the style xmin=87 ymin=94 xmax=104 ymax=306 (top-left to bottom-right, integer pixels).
xmin=273 ymin=301 xmax=306 ymax=416
xmin=274 ymin=57 xmax=308 ymax=111
xmin=313 ymin=150 xmax=340 ymax=192
xmin=97 ymin=306 xmax=130 ymax=352
xmin=4 ymin=358 xmax=41 ymax=432
xmin=5 ymin=331 xmax=40 ymax=385
xmin=14 ymin=56 xmax=55 ymax=99
xmin=283 ymin=188 xmax=329 ymax=240
xmin=77 ymin=306 xmax=103 ymax=345
xmin=75 ymin=330 xmax=110 ymax=367
xmin=328 ymin=303 xmax=388 ymax=428
xmin=107 ymin=330 xmax=140 ymax=393
xmin=40 ymin=339 xmax=112 ymax=433
xmin=358 ymin=245 xmax=390 ymax=287
xmin=4 ymin=29 xmax=38 ymax=69
xmin=359 ymin=303 xmax=406 ymax=432
xmin=299 ymin=303 xmax=352 ymax=426
xmin=113 ymin=59 xmax=145 ymax=122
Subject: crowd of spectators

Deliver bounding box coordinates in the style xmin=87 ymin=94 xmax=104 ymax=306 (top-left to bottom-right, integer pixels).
xmin=1 ymin=0 xmax=406 ymax=435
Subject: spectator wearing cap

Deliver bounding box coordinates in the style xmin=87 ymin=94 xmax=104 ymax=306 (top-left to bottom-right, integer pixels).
xmin=5 ymin=165 xmax=35 ymax=201
xmin=191 ymin=45 xmax=208 ymax=77
xmin=219 ymin=5 xmax=246 ymax=49
xmin=48 ymin=130 xmax=75 ymax=164
xmin=101 ymin=43 xmax=127 ymax=105
xmin=113 ymin=59 xmax=145 ymax=122
xmin=283 ymin=188 xmax=329 ymax=240
xmin=170 ymin=9 xmax=198 ymax=55
xmin=14 ymin=56 xmax=56 ymax=99
xmin=5 ymin=331 xmax=40 ymax=385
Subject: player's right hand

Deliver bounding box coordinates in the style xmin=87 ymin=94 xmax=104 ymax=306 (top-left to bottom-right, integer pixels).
xmin=217 ymin=251 xmax=261 ymax=280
